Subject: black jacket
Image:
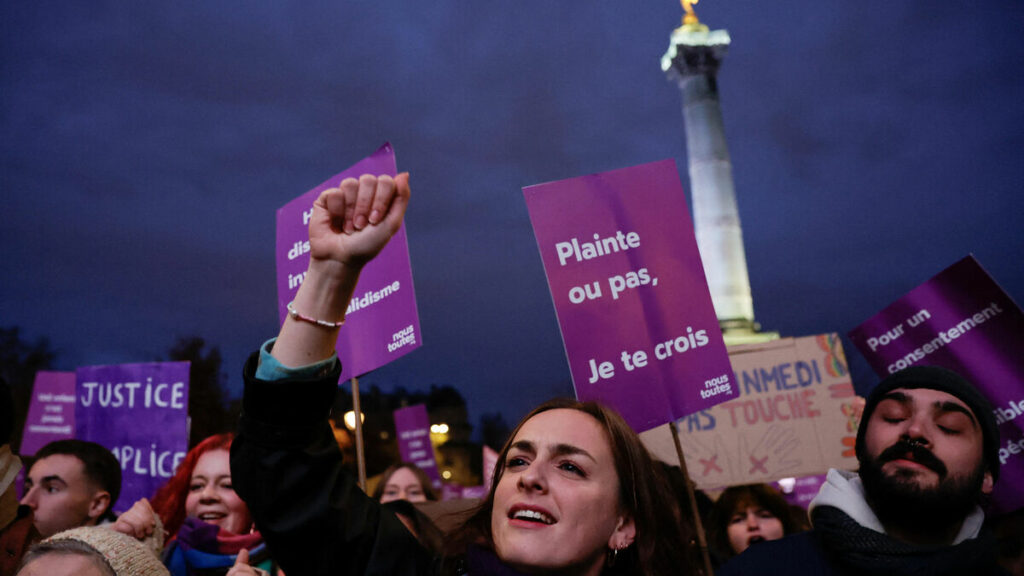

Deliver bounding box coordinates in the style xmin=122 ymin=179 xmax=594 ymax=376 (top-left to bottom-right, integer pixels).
xmin=716 ymin=506 xmax=1008 ymax=576
xmin=231 ymin=353 xmax=434 ymax=576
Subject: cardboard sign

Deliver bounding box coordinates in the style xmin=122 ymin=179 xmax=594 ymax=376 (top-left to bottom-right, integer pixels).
xmin=849 ymin=255 xmax=1024 ymax=513
xmin=75 ymin=362 xmax=190 ymax=511
xmin=20 ymin=371 xmax=76 ymax=455
xmin=276 ymin=143 xmax=422 ymax=381
xmin=641 ymin=334 xmax=861 ymax=488
xmin=523 ymin=159 xmax=735 ymax=432
xmin=393 ymin=404 xmax=441 ymax=489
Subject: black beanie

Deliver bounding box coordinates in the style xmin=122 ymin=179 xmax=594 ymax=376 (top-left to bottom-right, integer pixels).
xmin=855 ymin=365 xmax=1000 ymax=482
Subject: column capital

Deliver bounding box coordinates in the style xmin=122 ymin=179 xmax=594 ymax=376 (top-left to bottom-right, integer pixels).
xmin=662 ymin=28 xmax=731 ymax=80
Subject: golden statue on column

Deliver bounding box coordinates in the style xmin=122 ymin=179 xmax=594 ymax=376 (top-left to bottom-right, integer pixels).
xmin=681 ymin=0 xmax=700 ymax=26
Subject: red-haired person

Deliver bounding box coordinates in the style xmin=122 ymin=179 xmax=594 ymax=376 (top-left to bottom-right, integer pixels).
xmin=114 ymin=434 xmax=270 ymax=576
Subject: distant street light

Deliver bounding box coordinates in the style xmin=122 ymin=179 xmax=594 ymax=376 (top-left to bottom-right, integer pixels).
xmin=343 ymin=410 xmax=365 ymax=430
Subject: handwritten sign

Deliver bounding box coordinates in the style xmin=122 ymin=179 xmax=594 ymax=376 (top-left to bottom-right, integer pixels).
xmin=849 ymin=255 xmax=1024 ymax=513
xmin=75 ymin=362 xmax=190 ymax=511
xmin=20 ymin=372 xmax=76 ymax=456
xmin=276 ymin=143 xmax=422 ymax=381
xmin=393 ymin=404 xmax=441 ymax=489
xmin=641 ymin=334 xmax=861 ymax=488
xmin=524 ymin=159 xmax=735 ymax=432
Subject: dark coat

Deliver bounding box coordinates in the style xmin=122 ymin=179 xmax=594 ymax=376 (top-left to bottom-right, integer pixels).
xmin=231 ymin=353 xmax=433 ymax=576
xmin=0 ymin=512 xmax=38 ymax=576
xmin=231 ymin=352 xmax=532 ymax=576
xmin=716 ymin=514 xmax=1008 ymax=576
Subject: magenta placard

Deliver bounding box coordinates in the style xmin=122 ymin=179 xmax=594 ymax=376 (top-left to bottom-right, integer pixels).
xmin=849 ymin=255 xmax=1024 ymax=513
xmin=75 ymin=362 xmax=190 ymax=512
xmin=393 ymin=404 xmax=441 ymax=488
xmin=773 ymin=474 xmax=827 ymax=510
xmin=276 ymin=143 xmax=421 ymax=381
xmin=20 ymin=371 xmax=76 ymax=456
xmin=523 ymin=159 xmax=736 ymax=432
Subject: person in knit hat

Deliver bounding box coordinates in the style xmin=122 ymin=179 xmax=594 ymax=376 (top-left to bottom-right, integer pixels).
xmin=718 ymin=365 xmax=1005 ymax=576
xmin=16 ymin=524 xmax=168 ymax=576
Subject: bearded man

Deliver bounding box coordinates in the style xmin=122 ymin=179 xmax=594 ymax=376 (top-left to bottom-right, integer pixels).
xmin=718 ymin=365 xmax=1006 ymax=576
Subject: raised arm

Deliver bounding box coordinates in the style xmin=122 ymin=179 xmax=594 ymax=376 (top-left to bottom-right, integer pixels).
xmin=233 ymin=172 xmax=430 ymax=576
xmin=271 ymin=172 xmax=410 ymax=367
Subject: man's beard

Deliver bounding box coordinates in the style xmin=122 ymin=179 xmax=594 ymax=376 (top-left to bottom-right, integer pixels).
xmin=859 ymin=439 xmax=985 ymax=537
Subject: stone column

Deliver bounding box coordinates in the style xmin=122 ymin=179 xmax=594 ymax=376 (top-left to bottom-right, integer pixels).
xmin=663 ymin=25 xmax=771 ymax=343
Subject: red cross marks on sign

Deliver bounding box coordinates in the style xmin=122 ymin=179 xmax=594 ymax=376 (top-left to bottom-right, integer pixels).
xmin=699 ymin=455 xmax=722 ymax=476
xmin=748 ymin=454 xmax=769 ymax=475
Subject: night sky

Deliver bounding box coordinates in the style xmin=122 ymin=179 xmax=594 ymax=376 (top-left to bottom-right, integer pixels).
xmin=3 ymin=2 xmax=1022 ymax=436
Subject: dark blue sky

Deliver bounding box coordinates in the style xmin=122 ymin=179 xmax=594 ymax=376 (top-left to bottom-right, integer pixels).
xmin=3 ymin=2 xmax=1023 ymax=434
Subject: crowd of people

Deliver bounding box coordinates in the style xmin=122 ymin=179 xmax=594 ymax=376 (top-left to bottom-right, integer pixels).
xmin=1 ymin=172 xmax=1020 ymax=575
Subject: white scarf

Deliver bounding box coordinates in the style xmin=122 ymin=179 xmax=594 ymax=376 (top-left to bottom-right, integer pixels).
xmin=809 ymin=468 xmax=985 ymax=545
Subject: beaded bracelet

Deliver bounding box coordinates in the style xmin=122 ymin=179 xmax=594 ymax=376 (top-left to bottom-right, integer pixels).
xmin=286 ymin=301 xmax=345 ymax=329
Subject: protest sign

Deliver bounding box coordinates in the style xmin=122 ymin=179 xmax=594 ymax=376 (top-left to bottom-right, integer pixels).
xmin=641 ymin=334 xmax=861 ymax=488
xmin=774 ymin=473 xmax=827 ymax=509
xmin=75 ymin=362 xmax=190 ymax=511
xmin=276 ymin=143 xmax=421 ymax=381
xmin=20 ymin=371 xmax=75 ymax=455
xmin=441 ymin=484 xmax=488 ymax=501
xmin=394 ymin=404 xmax=441 ymax=489
xmin=849 ymin=255 xmax=1024 ymax=513
xmin=523 ymin=159 xmax=735 ymax=432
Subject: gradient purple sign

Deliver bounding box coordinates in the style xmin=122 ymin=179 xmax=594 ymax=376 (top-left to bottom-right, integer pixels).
xmin=276 ymin=143 xmax=421 ymax=381
xmin=849 ymin=255 xmax=1024 ymax=513
xmin=75 ymin=362 xmax=190 ymax=512
xmin=524 ymin=159 xmax=736 ymax=432
xmin=393 ymin=404 xmax=441 ymax=488
xmin=20 ymin=371 xmax=76 ymax=456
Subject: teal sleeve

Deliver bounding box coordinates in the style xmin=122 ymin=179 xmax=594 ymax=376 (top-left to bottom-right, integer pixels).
xmin=254 ymin=338 xmax=339 ymax=381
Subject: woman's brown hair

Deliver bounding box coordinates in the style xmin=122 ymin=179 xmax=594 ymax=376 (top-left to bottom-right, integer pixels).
xmin=707 ymin=483 xmax=799 ymax=561
xmin=372 ymin=462 xmax=439 ymax=502
xmin=444 ymin=398 xmax=698 ymax=576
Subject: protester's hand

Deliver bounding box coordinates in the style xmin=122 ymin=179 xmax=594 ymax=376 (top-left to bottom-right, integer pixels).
xmin=309 ymin=173 xmax=410 ymax=270
xmin=227 ymin=548 xmax=270 ymax=576
xmin=111 ymin=498 xmax=157 ymax=540
xmin=270 ymin=172 xmax=410 ymax=367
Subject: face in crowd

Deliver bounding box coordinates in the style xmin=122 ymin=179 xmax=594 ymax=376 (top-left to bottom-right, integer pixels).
xmin=379 ymin=466 xmax=433 ymax=504
xmin=708 ymin=484 xmax=794 ymax=560
xmin=859 ymin=387 xmax=993 ymax=530
xmin=726 ymin=504 xmax=785 ymax=555
xmin=21 ymin=454 xmax=109 ymax=538
xmin=490 ymin=408 xmax=635 ymax=576
xmin=184 ymin=448 xmax=252 ymax=535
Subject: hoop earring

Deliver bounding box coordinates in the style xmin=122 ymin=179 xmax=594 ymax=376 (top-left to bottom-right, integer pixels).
xmin=607 ymin=546 xmax=619 ymax=567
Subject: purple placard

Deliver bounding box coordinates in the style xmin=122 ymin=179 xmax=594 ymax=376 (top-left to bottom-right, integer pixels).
xmin=849 ymin=255 xmax=1024 ymax=513
xmin=20 ymin=371 xmax=76 ymax=456
xmin=276 ymin=143 xmax=421 ymax=381
xmin=75 ymin=362 xmax=190 ymax=512
xmin=441 ymin=484 xmax=487 ymax=501
xmin=524 ymin=159 xmax=736 ymax=432
xmin=773 ymin=474 xmax=827 ymax=510
xmin=393 ymin=404 xmax=441 ymax=488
